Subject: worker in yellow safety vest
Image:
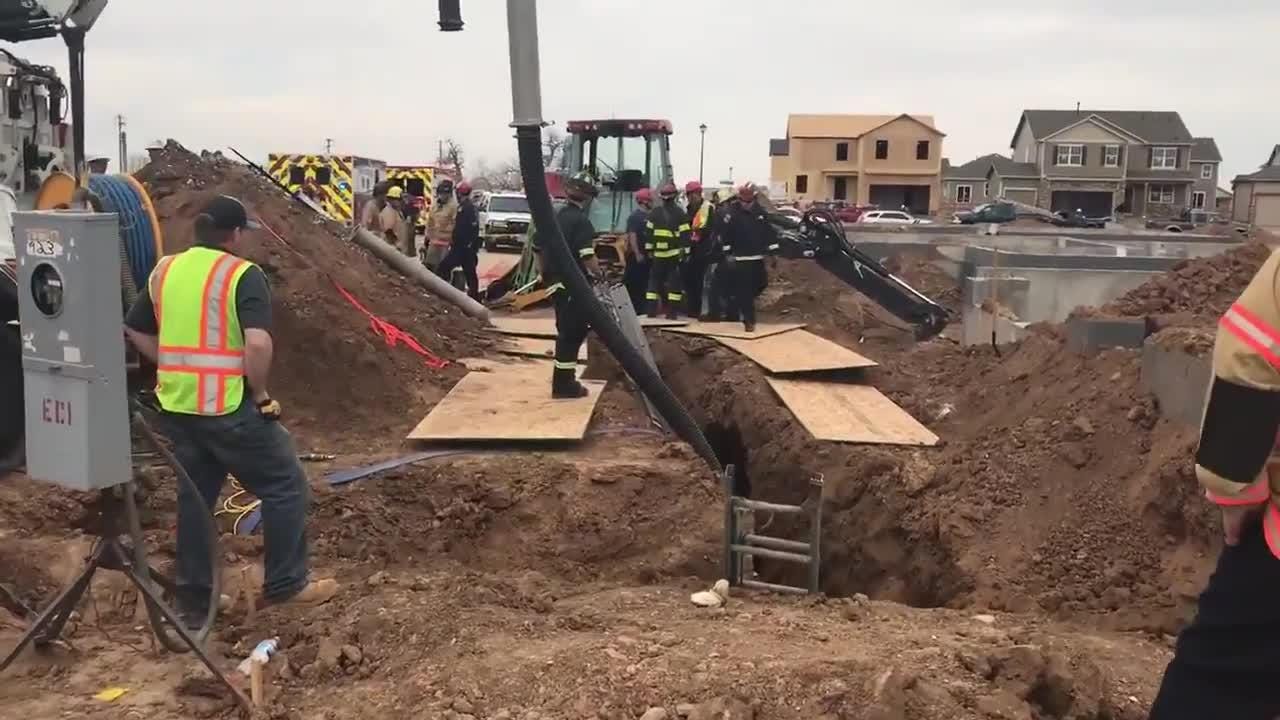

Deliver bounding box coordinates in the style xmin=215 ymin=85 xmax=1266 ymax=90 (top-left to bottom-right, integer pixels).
xmin=124 ymin=195 xmax=338 ymax=628
xmin=682 ymin=180 xmax=715 ymax=318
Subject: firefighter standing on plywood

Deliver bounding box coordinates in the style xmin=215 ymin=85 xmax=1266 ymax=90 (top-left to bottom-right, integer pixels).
xmin=644 ymin=182 xmax=691 ymax=320
xmin=532 ymin=171 xmax=602 ymax=399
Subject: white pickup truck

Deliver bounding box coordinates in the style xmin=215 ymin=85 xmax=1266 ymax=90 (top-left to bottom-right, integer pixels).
xmin=479 ymin=192 xmax=532 ymax=251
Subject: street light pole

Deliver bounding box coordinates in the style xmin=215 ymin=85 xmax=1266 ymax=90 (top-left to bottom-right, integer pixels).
xmin=698 ymin=123 xmax=707 ymax=185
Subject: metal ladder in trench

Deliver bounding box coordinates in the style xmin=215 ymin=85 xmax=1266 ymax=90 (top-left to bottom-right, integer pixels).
xmin=721 ymin=466 xmax=824 ymax=594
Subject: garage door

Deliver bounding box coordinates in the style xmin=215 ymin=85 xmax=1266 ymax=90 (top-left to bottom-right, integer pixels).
xmin=1003 ymin=189 xmax=1036 ymax=206
xmin=1255 ymin=195 xmax=1280 ymax=230
xmin=869 ymin=185 xmax=931 ymax=215
xmin=1051 ymin=191 xmax=1113 ymax=217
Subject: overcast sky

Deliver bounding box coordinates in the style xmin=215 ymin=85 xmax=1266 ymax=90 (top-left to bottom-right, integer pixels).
xmin=13 ymin=0 xmax=1279 ymax=186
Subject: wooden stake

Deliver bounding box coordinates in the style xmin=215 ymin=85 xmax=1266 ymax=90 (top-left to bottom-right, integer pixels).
xmin=249 ymin=662 xmax=264 ymax=707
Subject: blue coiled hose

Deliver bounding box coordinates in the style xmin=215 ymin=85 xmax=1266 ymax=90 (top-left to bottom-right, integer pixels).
xmin=87 ymin=174 xmax=160 ymax=291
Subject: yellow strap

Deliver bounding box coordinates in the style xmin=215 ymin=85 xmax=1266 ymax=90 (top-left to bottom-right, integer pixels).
xmin=677 ymin=223 xmax=691 ymax=232
xmin=653 ymin=249 xmax=682 ymax=259
xmin=578 ymin=246 xmax=595 ymax=257
xmin=651 ymin=229 xmax=675 ymax=238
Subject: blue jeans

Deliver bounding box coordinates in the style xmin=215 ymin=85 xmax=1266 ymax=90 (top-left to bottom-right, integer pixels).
xmin=158 ymin=398 xmax=310 ymax=614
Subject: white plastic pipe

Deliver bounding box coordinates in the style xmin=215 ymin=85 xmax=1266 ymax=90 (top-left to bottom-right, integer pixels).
xmin=350 ymin=227 xmax=489 ymax=320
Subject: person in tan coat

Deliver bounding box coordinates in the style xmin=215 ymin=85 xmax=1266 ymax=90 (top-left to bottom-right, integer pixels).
xmin=422 ymin=178 xmax=458 ymax=269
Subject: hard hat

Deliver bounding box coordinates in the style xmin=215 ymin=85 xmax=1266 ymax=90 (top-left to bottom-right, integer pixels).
xmin=713 ymin=188 xmax=733 ymax=203
xmin=685 ymin=180 xmax=703 ymax=195
xmin=737 ymin=183 xmax=755 ymax=202
xmin=635 ymin=188 xmax=653 ymax=205
xmin=658 ymin=182 xmax=678 ymax=198
xmin=456 ymin=181 xmax=473 ymax=196
xmin=386 ymin=185 xmax=404 ymax=199
xmin=564 ymin=171 xmax=599 ymax=200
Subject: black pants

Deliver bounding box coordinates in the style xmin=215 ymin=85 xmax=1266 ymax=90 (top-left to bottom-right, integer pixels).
xmin=682 ymin=254 xmax=707 ymax=318
xmin=436 ymin=245 xmax=479 ymax=297
xmin=1149 ymin=514 xmax=1280 ymax=720
xmin=646 ymin=256 xmax=683 ymax=315
xmin=729 ymin=259 xmax=766 ymax=327
xmin=624 ymin=257 xmax=650 ymax=315
xmin=704 ymin=261 xmax=737 ymax=321
xmin=553 ymin=290 xmax=589 ymax=369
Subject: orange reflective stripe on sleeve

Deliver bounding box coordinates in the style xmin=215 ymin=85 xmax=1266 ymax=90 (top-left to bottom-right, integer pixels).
xmin=1205 ymin=480 xmax=1271 ymax=506
xmin=1221 ymin=302 xmax=1280 ymax=370
xmin=1264 ymin=504 xmax=1280 ymax=559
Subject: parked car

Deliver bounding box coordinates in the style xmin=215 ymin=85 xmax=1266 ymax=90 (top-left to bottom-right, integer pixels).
xmin=480 ymin=191 xmax=533 ymax=251
xmin=1144 ymin=208 xmax=1216 ymax=233
xmin=953 ymin=201 xmax=1017 ymax=225
xmin=859 ymin=210 xmax=932 ymax=225
xmin=1047 ymin=209 xmax=1108 ymax=229
xmin=775 ymin=206 xmax=803 ymax=221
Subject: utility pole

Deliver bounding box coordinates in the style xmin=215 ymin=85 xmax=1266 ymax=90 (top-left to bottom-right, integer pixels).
xmin=324 ymin=138 xmax=334 ymax=155
xmin=116 ymin=114 xmax=126 ymax=174
xmin=437 ymin=140 xmax=444 ymax=168
xmin=698 ymin=123 xmax=707 ymax=185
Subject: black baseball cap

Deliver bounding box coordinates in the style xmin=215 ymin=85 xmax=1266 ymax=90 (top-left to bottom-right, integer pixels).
xmin=200 ymin=195 xmax=261 ymax=231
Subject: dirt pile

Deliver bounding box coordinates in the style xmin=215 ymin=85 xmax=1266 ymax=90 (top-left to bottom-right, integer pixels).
xmin=654 ymin=257 xmax=1213 ymax=633
xmin=134 ymin=142 xmax=493 ymax=449
xmin=1093 ymin=241 xmax=1271 ymax=322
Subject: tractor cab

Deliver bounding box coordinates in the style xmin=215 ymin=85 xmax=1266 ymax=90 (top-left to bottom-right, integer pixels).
xmin=557 ymin=119 xmax=673 ymax=235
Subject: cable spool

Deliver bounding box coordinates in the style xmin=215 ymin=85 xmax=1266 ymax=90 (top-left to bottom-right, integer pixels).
xmin=86 ymin=174 xmax=165 ymax=291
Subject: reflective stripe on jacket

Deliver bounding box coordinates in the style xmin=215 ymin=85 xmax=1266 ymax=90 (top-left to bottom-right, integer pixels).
xmin=151 ymin=246 xmax=254 ymax=416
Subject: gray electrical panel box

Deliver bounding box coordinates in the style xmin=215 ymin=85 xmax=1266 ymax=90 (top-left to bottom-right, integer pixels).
xmin=14 ymin=211 xmax=132 ymax=492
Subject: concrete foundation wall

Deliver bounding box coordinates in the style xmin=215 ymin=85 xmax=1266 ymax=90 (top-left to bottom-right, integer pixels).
xmin=961 ymin=305 xmax=1030 ymax=346
xmin=1141 ymin=341 xmax=1211 ymax=428
xmin=999 ymin=268 xmax=1155 ymax=323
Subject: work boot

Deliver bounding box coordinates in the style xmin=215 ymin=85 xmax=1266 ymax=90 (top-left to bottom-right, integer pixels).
xmin=744 ymin=321 xmax=756 ymax=333
xmin=552 ymin=368 xmax=589 ymax=399
xmin=665 ymin=305 xmax=679 ymax=321
xmin=264 ymin=578 xmax=339 ymax=609
xmin=647 ymin=301 xmax=662 ymax=319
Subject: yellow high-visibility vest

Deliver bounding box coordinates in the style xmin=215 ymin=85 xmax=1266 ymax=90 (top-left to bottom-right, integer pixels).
xmin=149 ymin=246 xmax=255 ymax=415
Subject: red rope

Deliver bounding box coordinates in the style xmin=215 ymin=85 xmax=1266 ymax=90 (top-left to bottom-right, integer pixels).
xmin=253 ymin=215 xmax=450 ymax=370
xmin=333 ymin=282 xmax=449 ymax=369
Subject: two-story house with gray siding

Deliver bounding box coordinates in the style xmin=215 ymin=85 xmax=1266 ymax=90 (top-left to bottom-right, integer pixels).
xmin=1190 ymin=137 xmax=1222 ymax=211
xmin=999 ymin=110 xmax=1201 ymax=218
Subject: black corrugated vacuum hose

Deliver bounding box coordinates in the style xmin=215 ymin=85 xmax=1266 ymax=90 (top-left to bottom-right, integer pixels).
xmin=514 ymin=126 xmax=721 ymax=473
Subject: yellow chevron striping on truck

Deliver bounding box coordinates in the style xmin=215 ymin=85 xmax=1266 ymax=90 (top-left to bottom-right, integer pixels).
xmin=267 ymin=153 xmax=355 ymax=222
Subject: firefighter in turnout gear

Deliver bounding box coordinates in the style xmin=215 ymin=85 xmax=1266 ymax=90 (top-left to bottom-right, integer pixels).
xmin=1148 ymin=247 xmax=1280 ymax=719
xmin=718 ymin=184 xmax=779 ymax=333
xmin=644 ymin=182 xmax=691 ymax=319
xmin=532 ymin=171 xmax=603 ymax=399
xmin=683 ymin=180 xmax=715 ymax=318
xmin=703 ymin=188 xmax=737 ymax=323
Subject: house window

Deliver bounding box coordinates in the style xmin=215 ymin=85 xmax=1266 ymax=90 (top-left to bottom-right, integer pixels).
xmin=1055 ymin=144 xmax=1083 ymax=166
xmin=1148 ymin=184 xmax=1176 ymax=204
xmin=1192 ymin=190 xmax=1206 ymax=209
xmin=1200 ymin=163 xmax=1213 ymax=179
xmin=833 ymin=177 xmax=848 ymax=200
xmin=1103 ymin=145 xmax=1120 ymax=167
xmin=955 ymin=184 xmax=972 ymax=203
xmin=835 ymin=142 xmax=849 ymax=162
xmin=983 ymin=182 xmax=989 ymax=197
xmin=874 ymin=140 xmax=888 ymax=160
xmin=1150 ymin=147 xmax=1178 ymax=169
xmin=795 ymin=174 xmax=808 ymax=194
xmin=916 ymin=141 xmax=930 ymax=160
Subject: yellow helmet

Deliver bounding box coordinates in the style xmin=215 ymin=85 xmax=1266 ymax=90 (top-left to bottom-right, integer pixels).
xmin=386 ymin=185 xmax=404 ymax=199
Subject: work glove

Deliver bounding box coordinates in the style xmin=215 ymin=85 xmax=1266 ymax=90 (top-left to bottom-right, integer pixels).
xmin=256 ymin=397 xmax=283 ymax=422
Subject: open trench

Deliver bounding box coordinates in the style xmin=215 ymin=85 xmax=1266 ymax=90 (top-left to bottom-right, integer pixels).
xmin=652 ymin=334 xmax=976 ymax=609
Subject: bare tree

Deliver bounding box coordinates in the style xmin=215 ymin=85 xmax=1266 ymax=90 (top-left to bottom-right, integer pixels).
xmin=472 ymin=156 xmax=523 ymax=192
xmin=443 ymin=137 xmax=465 ymax=178
xmin=543 ymin=129 xmax=569 ymax=168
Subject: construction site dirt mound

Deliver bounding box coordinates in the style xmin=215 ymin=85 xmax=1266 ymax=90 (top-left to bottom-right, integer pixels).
xmin=1091 ymin=241 xmax=1271 ymax=323
xmin=653 ymin=257 xmax=1214 ymax=635
xmin=133 ymin=142 xmax=493 ymax=450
